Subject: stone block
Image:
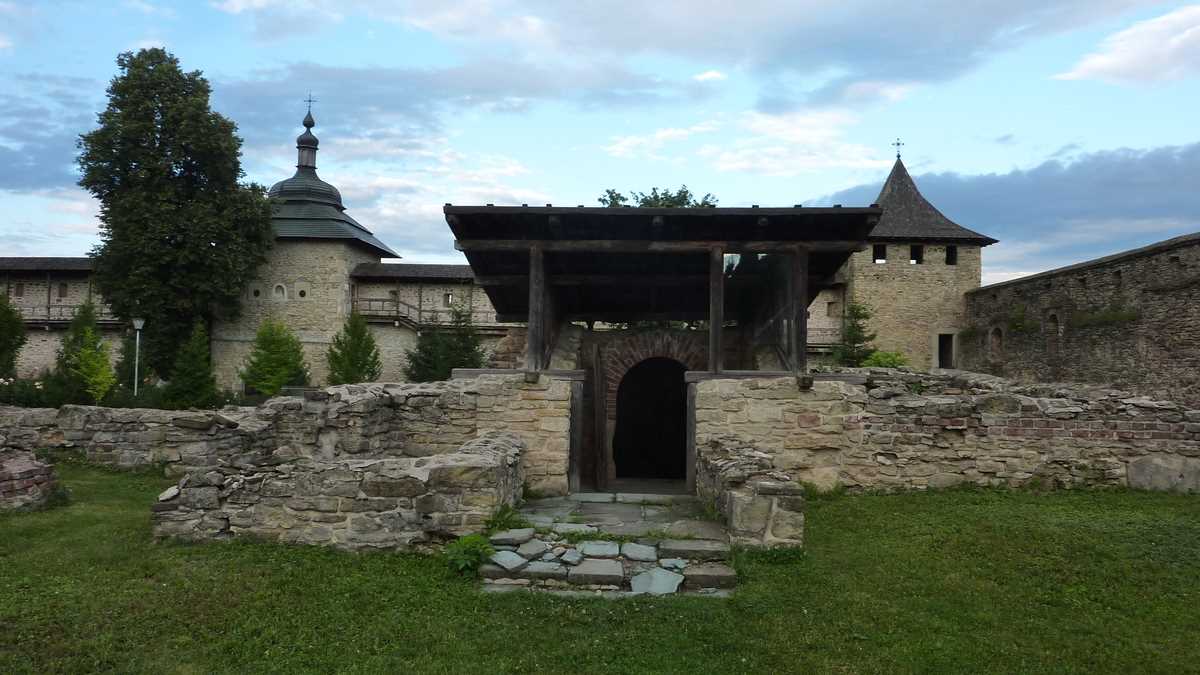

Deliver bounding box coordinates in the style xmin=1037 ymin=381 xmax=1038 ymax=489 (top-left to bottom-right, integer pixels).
xmin=567 ymin=558 xmax=624 ymax=585
xmin=682 ymin=563 xmax=737 ymax=589
xmin=659 ymin=539 xmax=730 ymax=561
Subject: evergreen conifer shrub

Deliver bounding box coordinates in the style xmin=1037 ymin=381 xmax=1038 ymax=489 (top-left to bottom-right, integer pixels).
xmin=164 ymin=322 xmax=219 ymax=408
xmin=241 ymin=320 xmax=309 ymax=396
xmin=326 ymin=313 xmax=382 ymax=385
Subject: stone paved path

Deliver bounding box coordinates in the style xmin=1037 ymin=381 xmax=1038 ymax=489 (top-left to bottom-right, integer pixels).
xmin=478 ymin=493 xmax=736 ymax=597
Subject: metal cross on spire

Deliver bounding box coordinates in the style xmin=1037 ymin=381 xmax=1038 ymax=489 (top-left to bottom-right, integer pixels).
xmin=892 ymin=137 xmax=905 ymax=159
xmin=304 ymin=92 xmax=318 ymax=114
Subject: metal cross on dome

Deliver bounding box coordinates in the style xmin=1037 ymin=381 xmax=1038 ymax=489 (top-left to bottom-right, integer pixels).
xmin=892 ymin=137 xmax=905 ymax=159
xmin=304 ymin=92 xmax=318 ymax=113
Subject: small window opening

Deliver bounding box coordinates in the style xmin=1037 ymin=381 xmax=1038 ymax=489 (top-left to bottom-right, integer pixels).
xmin=826 ymin=301 xmax=840 ymax=318
xmin=443 ymin=292 xmax=454 ymax=308
xmin=1113 ymin=270 xmax=1122 ymax=284
xmin=989 ymin=327 xmax=1004 ymax=359
xmin=253 ymin=289 xmax=261 ymax=298
xmin=298 ymin=290 xmax=306 ymax=298
xmin=1047 ymin=313 xmax=1060 ymax=337
xmin=273 ymin=284 xmax=286 ymax=300
xmin=872 ymin=244 xmax=887 ymax=264
xmin=57 ymin=283 xmax=68 ymax=299
xmin=945 ymin=245 xmax=958 ymax=265
xmin=1171 ymin=255 xmax=1183 ymax=267
xmin=13 ymin=283 xmax=23 ymax=298
xmin=909 ymin=245 xmax=924 ymax=265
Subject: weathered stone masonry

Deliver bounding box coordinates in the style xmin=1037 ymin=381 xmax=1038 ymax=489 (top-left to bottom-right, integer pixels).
xmin=692 ymin=370 xmax=1200 ymax=494
xmin=959 ymin=233 xmax=1200 ymax=409
xmin=0 ymin=449 xmax=59 ymax=511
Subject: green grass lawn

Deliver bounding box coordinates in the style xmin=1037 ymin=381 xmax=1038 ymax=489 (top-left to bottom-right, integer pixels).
xmin=2 ymin=464 xmax=1198 ymax=674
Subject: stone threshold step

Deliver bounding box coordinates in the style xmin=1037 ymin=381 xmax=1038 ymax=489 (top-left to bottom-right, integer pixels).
xmin=568 ymin=492 xmax=694 ymax=505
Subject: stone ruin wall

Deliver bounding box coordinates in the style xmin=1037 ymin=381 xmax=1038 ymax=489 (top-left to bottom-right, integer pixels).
xmin=0 ymin=372 xmax=575 ymax=495
xmin=959 ymin=233 xmax=1200 ymax=409
xmin=693 ymin=369 xmax=1200 ymax=495
xmin=0 ymin=449 xmax=59 ymax=511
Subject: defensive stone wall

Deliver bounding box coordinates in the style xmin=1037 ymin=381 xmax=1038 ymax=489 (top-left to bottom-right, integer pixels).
xmin=692 ymin=369 xmax=1200 ymax=494
xmin=959 ymin=232 xmax=1200 ymax=408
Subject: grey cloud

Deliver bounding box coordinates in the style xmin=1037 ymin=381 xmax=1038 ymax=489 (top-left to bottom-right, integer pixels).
xmin=0 ymin=74 xmax=101 ymax=191
xmin=815 ymin=141 xmax=1200 ymax=275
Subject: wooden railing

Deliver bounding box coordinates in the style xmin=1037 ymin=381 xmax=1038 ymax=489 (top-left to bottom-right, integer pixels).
xmin=17 ymin=304 xmax=119 ymax=323
xmin=351 ymin=297 xmax=500 ymax=326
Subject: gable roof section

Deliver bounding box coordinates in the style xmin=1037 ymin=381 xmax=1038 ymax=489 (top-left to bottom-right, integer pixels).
xmin=271 ymin=198 xmax=399 ymax=258
xmin=871 ymin=158 xmax=998 ymax=246
xmin=351 ymin=262 xmax=474 ymax=282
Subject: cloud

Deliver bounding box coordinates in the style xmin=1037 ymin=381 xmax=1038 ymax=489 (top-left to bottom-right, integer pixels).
xmin=0 ymin=34 xmax=11 ymax=50
xmin=697 ymin=110 xmax=891 ymax=176
xmin=123 ymin=0 xmax=177 ymax=17
xmin=692 ymin=70 xmax=726 ymax=82
xmin=817 ymin=141 xmax=1200 ymax=280
xmin=604 ymin=121 xmax=719 ymax=159
xmin=1056 ymin=5 xmax=1200 ymax=82
xmin=0 ymin=74 xmax=101 ymax=191
xmin=994 ymin=133 xmax=1016 ymax=145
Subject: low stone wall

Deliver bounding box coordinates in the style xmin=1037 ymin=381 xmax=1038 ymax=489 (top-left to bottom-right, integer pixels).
xmin=152 ymin=432 xmax=525 ymax=549
xmin=695 ymin=436 xmax=805 ymax=547
xmin=0 ymin=372 xmax=576 ymax=495
xmin=692 ymin=370 xmax=1200 ymax=494
xmin=0 ymin=450 xmax=59 ymax=511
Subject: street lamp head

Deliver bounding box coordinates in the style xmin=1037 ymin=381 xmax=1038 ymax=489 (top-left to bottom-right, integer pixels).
xmin=132 ymin=318 xmax=145 ymax=330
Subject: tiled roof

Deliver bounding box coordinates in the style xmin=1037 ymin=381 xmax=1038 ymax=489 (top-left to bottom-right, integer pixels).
xmin=351 ymin=263 xmax=474 ymax=281
xmin=0 ymin=257 xmax=93 ymax=272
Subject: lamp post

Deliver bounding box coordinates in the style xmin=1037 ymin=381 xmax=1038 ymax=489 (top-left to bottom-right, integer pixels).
xmin=132 ymin=318 xmax=145 ymax=397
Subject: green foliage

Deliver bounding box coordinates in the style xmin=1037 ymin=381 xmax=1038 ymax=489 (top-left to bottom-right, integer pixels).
xmin=0 ymin=293 xmax=26 ymax=378
xmin=163 ymin=322 xmax=218 ymax=409
xmin=833 ymin=302 xmax=877 ymax=367
xmin=443 ymin=534 xmax=494 ymax=577
xmin=958 ymin=325 xmax=981 ymax=341
xmin=484 ymin=504 xmax=531 ymax=534
xmin=1006 ymin=305 xmax=1039 ymax=333
xmin=71 ymin=326 xmax=117 ymax=404
xmin=6 ymin=464 xmax=1200 ymax=672
xmin=240 ymin=320 xmax=309 ymax=396
xmin=77 ymin=48 xmax=273 ymax=374
xmin=46 ymin=302 xmax=102 ymax=404
xmin=326 ymin=313 xmax=382 ymax=385
xmin=862 ymin=351 xmax=908 ymax=368
xmin=404 ymin=306 xmax=485 ymax=382
xmin=1071 ymin=306 xmax=1140 ymax=328
xmin=906 ymin=381 xmax=930 ymax=395
xmin=598 ymin=185 xmax=717 ymax=207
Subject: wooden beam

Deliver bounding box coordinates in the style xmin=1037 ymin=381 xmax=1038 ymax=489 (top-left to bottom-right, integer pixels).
xmin=790 ymin=247 xmax=810 ymax=379
xmin=455 ymin=239 xmax=868 ymax=254
xmin=525 ymin=245 xmax=545 ymax=371
xmin=474 ymin=274 xmax=765 ymax=287
xmin=709 ymin=246 xmax=724 ymax=373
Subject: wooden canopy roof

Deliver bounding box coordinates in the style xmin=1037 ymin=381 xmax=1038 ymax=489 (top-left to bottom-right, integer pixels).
xmin=445 ymin=205 xmax=881 ymax=322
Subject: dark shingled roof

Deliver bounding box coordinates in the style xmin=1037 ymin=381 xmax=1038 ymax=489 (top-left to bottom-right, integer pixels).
xmin=871 ymin=158 xmax=998 ymax=246
xmin=0 ymin=257 xmax=93 ymax=272
xmin=351 ymin=262 xmax=474 ymax=281
xmin=267 ymin=114 xmax=399 ymax=258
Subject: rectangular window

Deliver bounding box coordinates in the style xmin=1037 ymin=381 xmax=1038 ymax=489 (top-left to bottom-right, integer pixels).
xmin=57 ymin=282 xmax=68 ymax=299
xmin=909 ymin=245 xmax=924 ymax=265
xmin=872 ymin=244 xmax=887 ymax=264
xmin=443 ymin=292 xmax=454 ymax=308
xmin=12 ymin=283 xmax=23 ymax=298
xmin=826 ymin=301 xmax=840 ymax=318
xmin=945 ymin=245 xmax=958 ymax=265
xmin=938 ymin=334 xmax=954 ymax=369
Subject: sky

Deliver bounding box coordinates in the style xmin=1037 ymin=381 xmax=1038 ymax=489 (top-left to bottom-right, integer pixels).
xmin=1 ymin=1 xmax=1198 ymax=284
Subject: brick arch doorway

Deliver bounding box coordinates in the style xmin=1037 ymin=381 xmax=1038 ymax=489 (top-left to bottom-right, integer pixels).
xmin=611 ymin=357 xmax=688 ymax=486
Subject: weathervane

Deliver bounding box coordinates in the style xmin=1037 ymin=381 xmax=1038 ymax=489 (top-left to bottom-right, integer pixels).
xmin=892 ymin=137 xmax=904 ymax=159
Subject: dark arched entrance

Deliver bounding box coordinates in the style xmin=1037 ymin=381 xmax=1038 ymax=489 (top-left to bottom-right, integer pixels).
xmin=612 ymin=357 xmax=687 ymax=480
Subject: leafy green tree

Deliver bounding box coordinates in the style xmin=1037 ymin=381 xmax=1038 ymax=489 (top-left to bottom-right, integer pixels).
xmin=833 ymin=302 xmax=877 ymax=367
xmin=77 ymin=48 xmax=273 ymax=374
xmin=326 ymin=313 xmax=382 ymax=385
xmin=164 ymin=322 xmax=218 ymax=408
xmin=0 ymin=293 xmax=26 ymax=378
xmin=404 ymin=307 xmax=485 ymax=382
xmin=240 ymin=320 xmax=309 ymax=396
xmin=72 ymin=326 xmax=116 ymax=404
xmin=47 ymin=302 xmax=101 ymax=403
xmin=598 ymin=185 xmax=717 ymax=207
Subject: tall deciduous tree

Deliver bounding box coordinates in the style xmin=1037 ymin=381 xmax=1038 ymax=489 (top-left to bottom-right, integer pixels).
xmin=326 ymin=313 xmax=382 ymax=385
xmin=0 ymin=294 xmax=26 ymax=378
xmin=77 ymin=48 xmax=273 ymax=374
xmin=598 ymin=185 xmax=717 ymax=207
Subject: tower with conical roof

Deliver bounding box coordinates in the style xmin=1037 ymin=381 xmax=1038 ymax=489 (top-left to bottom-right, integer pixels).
xmin=834 ymin=154 xmax=998 ymax=370
xmin=210 ymin=111 xmax=400 ymax=390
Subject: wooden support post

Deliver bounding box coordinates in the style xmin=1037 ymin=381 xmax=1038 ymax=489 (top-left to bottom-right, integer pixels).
xmin=709 ymin=246 xmax=724 ymax=373
xmin=790 ymin=247 xmax=811 ymax=387
xmin=525 ymin=244 xmax=545 ymax=372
